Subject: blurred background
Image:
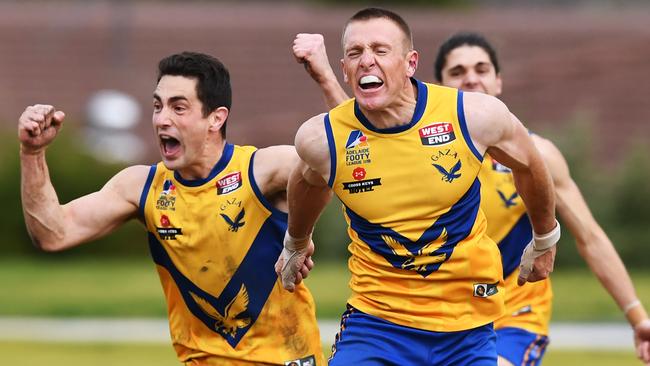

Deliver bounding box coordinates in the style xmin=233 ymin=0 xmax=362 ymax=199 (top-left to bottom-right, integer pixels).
xmin=0 ymin=0 xmax=649 ymax=365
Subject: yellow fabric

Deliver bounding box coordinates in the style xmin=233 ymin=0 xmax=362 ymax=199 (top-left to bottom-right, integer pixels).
xmin=327 ymin=81 xmax=504 ymax=332
xmin=480 ymin=155 xmax=552 ymax=335
xmin=142 ymin=144 xmax=323 ymax=365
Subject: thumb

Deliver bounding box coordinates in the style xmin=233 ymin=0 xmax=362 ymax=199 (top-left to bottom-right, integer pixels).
xmin=517 ymin=267 xmax=530 ymax=286
xmin=53 ymin=111 xmax=66 ymax=124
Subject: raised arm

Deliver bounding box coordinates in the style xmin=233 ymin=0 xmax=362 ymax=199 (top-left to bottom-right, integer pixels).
xmin=274 ymin=113 xmax=333 ymax=292
xmin=533 ymin=135 xmax=650 ymax=363
xmin=463 ymin=92 xmax=558 ymax=285
xmin=293 ymin=33 xmax=349 ymax=109
xmin=19 ymin=104 xmax=145 ymax=251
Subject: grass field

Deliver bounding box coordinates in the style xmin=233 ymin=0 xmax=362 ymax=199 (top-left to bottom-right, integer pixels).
xmin=2 ymin=257 xmax=648 ymax=320
xmin=1 ymin=257 xmax=647 ymax=365
xmin=0 ymin=341 xmax=642 ymax=366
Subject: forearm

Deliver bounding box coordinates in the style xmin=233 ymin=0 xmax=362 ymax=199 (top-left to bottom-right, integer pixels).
xmin=576 ymin=229 xmax=648 ymax=326
xmin=512 ymin=157 xmax=556 ymax=234
xmin=20 ymin=149 xmax=66 ymax=248
xmin=319 ymin=77 xmax=349 ymax=109
xmin=287 ymin=167 xmax=332 ymax=238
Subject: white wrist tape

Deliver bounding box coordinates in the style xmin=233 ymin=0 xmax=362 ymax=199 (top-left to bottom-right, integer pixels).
xmin=624 ymin=300 xmax=642 ymax=315
xmin=533 ymin=219 xmax=561 ymax=251
xmin=284 ymin=231 xmax=311 ymax=251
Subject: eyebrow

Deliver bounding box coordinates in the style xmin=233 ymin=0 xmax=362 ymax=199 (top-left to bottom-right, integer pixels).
xmin=152 ymin=93 xmax=189 ymax=103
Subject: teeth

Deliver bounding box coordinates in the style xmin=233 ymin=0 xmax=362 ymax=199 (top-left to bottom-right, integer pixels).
xmin=360 ymin=75 xmax=382 ymax=85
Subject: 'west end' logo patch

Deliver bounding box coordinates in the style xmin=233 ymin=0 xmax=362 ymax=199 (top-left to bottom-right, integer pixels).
xmin=217 ymin=172 xmax=242 ymax=195
xmin=419 ymin=123 xmax=456 ymax=146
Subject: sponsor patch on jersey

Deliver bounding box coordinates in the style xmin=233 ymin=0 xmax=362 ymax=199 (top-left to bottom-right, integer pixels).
xmin=342 ymin=178 xmax=381 ymax=194
xmin=284 ymin=355 xmax=316 ymax=366
xmin=473 ymin=282 xmax=499 ymax=298
xmin=345 ymin=130 xmax=371 ymax=166
xmin=217 ymin=172 xmax=242 ymax=195
xmin=352 ymin=167 xmax=366 ymax=181
xmin=419 ymin=122 xmax=456 ymax=146
xmin=156 ymin=180 xmax=177 ymax=211
xmin=156 ymin=215 xmax=182 ymax=239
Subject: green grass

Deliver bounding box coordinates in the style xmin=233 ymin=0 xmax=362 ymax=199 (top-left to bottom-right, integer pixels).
xmin=1 ymin=257 xmax=649 ymax=321
xmin=0 ymin=341 xmax=642 ymax=366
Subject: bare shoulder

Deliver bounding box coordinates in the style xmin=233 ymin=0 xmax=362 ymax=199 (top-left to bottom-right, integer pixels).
xmin=103 ymin=165 xmax=152 ymax=206
xmin=252 ymin=145 xmax=298 ymax=197
xmin=295 ymin=113 xmax=328 ymax=167
xmin=462 ymin=92 xmax=511 ymax=152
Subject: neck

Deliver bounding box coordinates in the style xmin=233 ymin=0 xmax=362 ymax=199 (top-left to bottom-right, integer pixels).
xmin=359 ymin=81 xmax=418 ymax=129
xmin=176 ymin=139 xmax=227 ymax=181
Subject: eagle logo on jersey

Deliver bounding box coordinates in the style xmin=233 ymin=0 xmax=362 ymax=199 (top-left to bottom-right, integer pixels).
xmin=497 ymin=190 xmax=519 ymax=208
xmin=190 ymin=284 xmax=251 ymax=337
xmin=220 ymin=208 xmax=246 ymax=232
xmin=433 ymin=160 xmax=462 ymax=183
xmin=382 ymin=234 xmax=448 ymax=273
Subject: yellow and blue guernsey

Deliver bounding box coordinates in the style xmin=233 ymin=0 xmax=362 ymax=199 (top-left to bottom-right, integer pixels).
xmin=479 ymin=155 xmax=553 ymax=336
xmin=139 ymin=143 xmax=323 ymax=365
xmin=324 ymin=79 xmax=505 ymax=332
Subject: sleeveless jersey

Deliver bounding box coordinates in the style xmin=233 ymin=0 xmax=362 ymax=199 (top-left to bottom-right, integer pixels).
xmin=140 ymin=143 xmax=323 ymax=365
xmin=325 ymin=80 xmax=505 ymax=332
xmin=479 ymin=155 xmax=552 ymax=335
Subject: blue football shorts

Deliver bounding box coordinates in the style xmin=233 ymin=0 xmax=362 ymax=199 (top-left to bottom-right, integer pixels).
xmin=329 ymin=305 xmax=497 ymax=366
xmin=496 ymin=327 xmax=549 ymax=366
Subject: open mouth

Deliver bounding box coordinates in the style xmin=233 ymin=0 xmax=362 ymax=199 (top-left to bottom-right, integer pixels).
xmin=160 ymin=135 xmax=181 ymax=157
xmin=359 ymin=75 xmax=384 ymax=90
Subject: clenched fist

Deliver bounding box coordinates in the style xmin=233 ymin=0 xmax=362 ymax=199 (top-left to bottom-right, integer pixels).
xmin=18 ymin=104 xmax=65 ymax=154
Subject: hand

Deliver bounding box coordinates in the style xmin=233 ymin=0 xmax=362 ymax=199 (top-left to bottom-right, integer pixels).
xmin=18 ymin=104 xmax=65 ymax=154
xmin=275 ymin=238 xmax=315 ymax=292
xmin=518 ymin=244 xmax=556 ymax=285
xmin=292 ymin=33 xmax=335 ymax=84
xmin=635 ymin=319 xmax=650 ymax=364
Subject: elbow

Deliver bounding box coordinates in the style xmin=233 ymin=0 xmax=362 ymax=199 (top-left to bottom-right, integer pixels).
xmin=29 ymin=233 xmax=67 ymax=252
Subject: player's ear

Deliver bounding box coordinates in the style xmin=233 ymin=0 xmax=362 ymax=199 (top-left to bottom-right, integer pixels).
xmin=208 ymin=106 xmax=229 ymax=133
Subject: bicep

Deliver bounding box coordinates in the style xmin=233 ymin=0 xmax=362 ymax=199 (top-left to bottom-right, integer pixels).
xmin=60 ymin=166 xmax=146 ymax=247
xmin=295 ymin=114 xmax=331 ymax=185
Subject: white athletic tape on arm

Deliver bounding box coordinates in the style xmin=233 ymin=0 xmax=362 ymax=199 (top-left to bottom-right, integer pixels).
xmin=532 ymin=219 xmax=561 ymax=251
xmin=624 ymin=300 xmax=642 ymax=315
xmin=519 ymin=219 xmax=561 ymax=281
xmin=284 ymin=231 xmax=311 ymax=251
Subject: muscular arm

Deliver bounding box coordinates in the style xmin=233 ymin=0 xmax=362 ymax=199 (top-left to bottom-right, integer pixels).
xmin=275 ymin=114 xmax=333 ymax=291
xmin=465 ymin=92 xmax=556 ymax=234
xmin=252 ymin=145 xmax=300 ymax=212
xmin=19 ymin=104 xmax=145 ymax=251
xmin=293 ymin=33 xmax=349 ymax=109
xmin=534 ymin=135 xmax=650 ymax=359
xmin=21 ymin=153 xmax=147 ymax=251
xmin=289 ymin=114 xmax=333 ymax=238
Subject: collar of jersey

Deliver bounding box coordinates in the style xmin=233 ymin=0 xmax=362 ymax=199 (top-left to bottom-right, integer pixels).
xmin=173 ymin=142 xmax=234 ymax=187
xmin=353 ymin=77 xmax=428 ymax=134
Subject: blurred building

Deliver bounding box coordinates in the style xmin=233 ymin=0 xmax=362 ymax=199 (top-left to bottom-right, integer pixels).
xmin=0 ymin=1 xmax=649 ymax=164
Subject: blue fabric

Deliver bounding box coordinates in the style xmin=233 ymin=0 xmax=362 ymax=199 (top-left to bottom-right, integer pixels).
xmin=329 ymin=306 xmax=497 ymax=366
xmin=496 ymin=327 xmax=549 ymax=366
